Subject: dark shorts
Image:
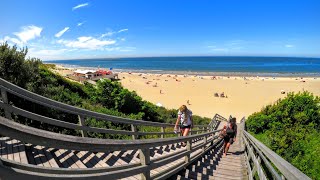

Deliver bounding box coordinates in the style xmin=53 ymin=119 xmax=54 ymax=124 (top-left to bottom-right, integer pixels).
xmin=180 ymin=125 xmax=191 ymax=129
xmin=224 ymin=136 xmax=234 ymax=144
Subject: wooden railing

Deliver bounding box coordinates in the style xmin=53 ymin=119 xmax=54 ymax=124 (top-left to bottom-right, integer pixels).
xmin=0 ymin=77 xmax=225 ymax=179
xmin=241 ymin=118 xmax=311 ymax=180
xmin=0 ymin=78 xmax=208 ymax=139
xmin=0 ymin=116 xmax=223 ymax=179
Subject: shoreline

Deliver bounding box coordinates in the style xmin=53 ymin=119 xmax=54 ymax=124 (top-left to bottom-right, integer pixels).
xmin=49 ymin=63 xmax=320 ymax=120
xmin=46 ymin=63 xmax=320 ymax=78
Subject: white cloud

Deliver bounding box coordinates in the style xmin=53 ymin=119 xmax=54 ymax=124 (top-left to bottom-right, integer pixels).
xmin=77 ymin=22 xmax=85 ymax=26
xmin=285 ymin=44 xmax=294 ymax=48
xmin=118 ymin=29 xmax=128 ymax=33
xmin=55 ymin=27 xmax=70 ymax=38
xmin=13 ymin=25 xmax=42 ymax=43
xmin=100 ymin=29 xmax=129 ymax=38
xmin=101 ymin=32 xmax=114 ymax=38
xmin=58 ymin=36 xmax=116 ymax=50
xmin=72 ymin=3 xmax=89 ymax=11
xmin=28 ymin=48 xmax=71 ymax=60
xmin=1 ymin=36 xmax=23 ymax=46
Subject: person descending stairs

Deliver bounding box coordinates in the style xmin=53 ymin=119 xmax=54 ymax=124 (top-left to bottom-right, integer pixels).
xmin=170 ymin=121 xmax=248 ymax=180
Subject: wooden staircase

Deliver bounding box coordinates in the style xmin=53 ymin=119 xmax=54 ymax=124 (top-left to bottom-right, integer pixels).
xmin=170 ymin=124 xmax=248 ymax=180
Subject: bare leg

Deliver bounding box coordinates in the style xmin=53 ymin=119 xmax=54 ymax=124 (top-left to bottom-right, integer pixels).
xmin=223 ymin=141 xmax=227 ymax=153
xmin=224 ymin=142 xmax=231 ymax=156
xmin=180 ymin=128 xmax=185 ymax=146
xmin=183 ymin=128 xmax=190 ymax=136
xmin=182 ymin=128 xmax=190 ymax=146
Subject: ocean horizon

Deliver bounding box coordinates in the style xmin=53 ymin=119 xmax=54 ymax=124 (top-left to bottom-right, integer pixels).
xmin=45 ymin=56 xmax=320 ymax=77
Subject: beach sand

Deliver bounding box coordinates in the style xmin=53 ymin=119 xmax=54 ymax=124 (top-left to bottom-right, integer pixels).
xmin=51 ymin=65 xmax=320 ymax=122
xmin=119 ymin=73 xmax=320 ymax=121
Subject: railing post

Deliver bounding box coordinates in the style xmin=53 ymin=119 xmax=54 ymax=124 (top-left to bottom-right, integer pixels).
xmin=78 ymin=115 xmax=87 ymax=137
xmin=131 ymin=124 xmax=137 ymax=140
xmin=1 ymin=89 xmax=11 ymax=120
xmin=202 ymin=135 xmax=207 ymax=152
xmin=184 ymin=140 xmax=192 ymax=163
xmin=161 ymin=126 xmax=165 ymax=138
xmin=139 ymin=148 xmax=150 ymax=180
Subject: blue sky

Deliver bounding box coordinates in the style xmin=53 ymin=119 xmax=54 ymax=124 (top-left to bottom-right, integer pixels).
xmin=1 ymin=0 xmax=319 ymax=60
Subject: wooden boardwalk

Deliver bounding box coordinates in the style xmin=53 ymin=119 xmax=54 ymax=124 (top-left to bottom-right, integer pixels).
xmin=0 ymin=124 xmax=248 ymax=180
xmin=0 ymin=78 xmax=311 ymax=180
xmin=0 ymin=136 xmax=222 ymax=180
xmin=170 ymin=124 xmax=248 ymax=180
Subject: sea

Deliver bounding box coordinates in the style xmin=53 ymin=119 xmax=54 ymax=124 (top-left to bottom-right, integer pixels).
xmin=45 ymin=56 xmax=320 ymax=77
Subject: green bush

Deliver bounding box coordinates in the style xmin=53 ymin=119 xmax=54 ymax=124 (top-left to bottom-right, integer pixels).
xmin=0 ymin=42 xmax=211 ymax=140
xmin=246 ymin=92 xmax=320 ymax=179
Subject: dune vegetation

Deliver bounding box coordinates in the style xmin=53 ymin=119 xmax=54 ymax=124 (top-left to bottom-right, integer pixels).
xmin=246 ymin=91 xmax=320 ymax=179
xmin=0 ymin=43 xmax=211 ymax=139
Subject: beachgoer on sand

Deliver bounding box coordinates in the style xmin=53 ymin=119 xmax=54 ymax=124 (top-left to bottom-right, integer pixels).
xmin=174 ymin=105 xmax=193 ymax=147
xmin=220 ymin=117 xmax=237 ymax=157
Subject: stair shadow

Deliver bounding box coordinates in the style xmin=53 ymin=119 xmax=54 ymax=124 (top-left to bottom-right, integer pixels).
xmin=170 ymin=140 xmax=225 ymax=179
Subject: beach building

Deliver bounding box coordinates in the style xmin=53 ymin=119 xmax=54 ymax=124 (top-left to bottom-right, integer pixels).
xmin=73 ymin=70 xmax=97 ymax=79
xmin=68 ymin=69 xmax=118 ymax=83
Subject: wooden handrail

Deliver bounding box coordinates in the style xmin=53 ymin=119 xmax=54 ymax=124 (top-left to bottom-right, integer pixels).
xmin=0 ymin=116 xmax=221 ymax=152
xmin=241 ymin=119 xmax=311 ymax=180
xmin=0 ymin=78 xmax=208 ymax=128
xmin=0 ymin=77 xmax=228 ymax=179
xmin=0 ymin=77 xmax=212 ymax=140
xmin=0 ymin=115 xmax=223 ymax=179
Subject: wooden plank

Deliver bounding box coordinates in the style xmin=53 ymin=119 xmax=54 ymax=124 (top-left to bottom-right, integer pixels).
xmin=16 ymin=140 xmax=28 ymax=164
xmin=91 ymin=152 xmax=109 ymax=167
xmin=12 ymin=139 xmax=21 ymax=163
xmin=121 ymin=150 xmax=140 ymax=164
xmin=42 ymin=147 xmax=59 ymax=168
xmin=6 ymin=138 xmax=14 ymax=161
xmin=95 ymin=152 xmax=114 ymax=167
xmin=54 ymin=149 xmax=72 ymax=168
xmin=75 ymin=151 xmax=99 ymax=168
xmin=35 ymin=145 xmax=52 ymax=167
xmin=0 ymin=137 xmax=8 ymax=159
xmin=62 ymin=150 xmax=81 ymax=168
xmin=31 ymin=145 xmax=44 ymax=166
xmin=24 ymin=144 xmax=36 ymax=165
xmin=95 ymin=152 xmax=139 ymax=180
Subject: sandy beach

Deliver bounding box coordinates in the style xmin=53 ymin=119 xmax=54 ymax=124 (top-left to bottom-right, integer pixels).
xmin=119 ymin=73 xmax=320 ymax=121
xmin=52 ymin=65 xmax=320 ymax=121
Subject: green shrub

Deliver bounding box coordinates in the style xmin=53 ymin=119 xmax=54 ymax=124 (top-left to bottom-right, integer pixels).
xmin=0 ymin=42 xmax=211 ymax=140
xmin=246 ymin=92 xmax=320 ymax=179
